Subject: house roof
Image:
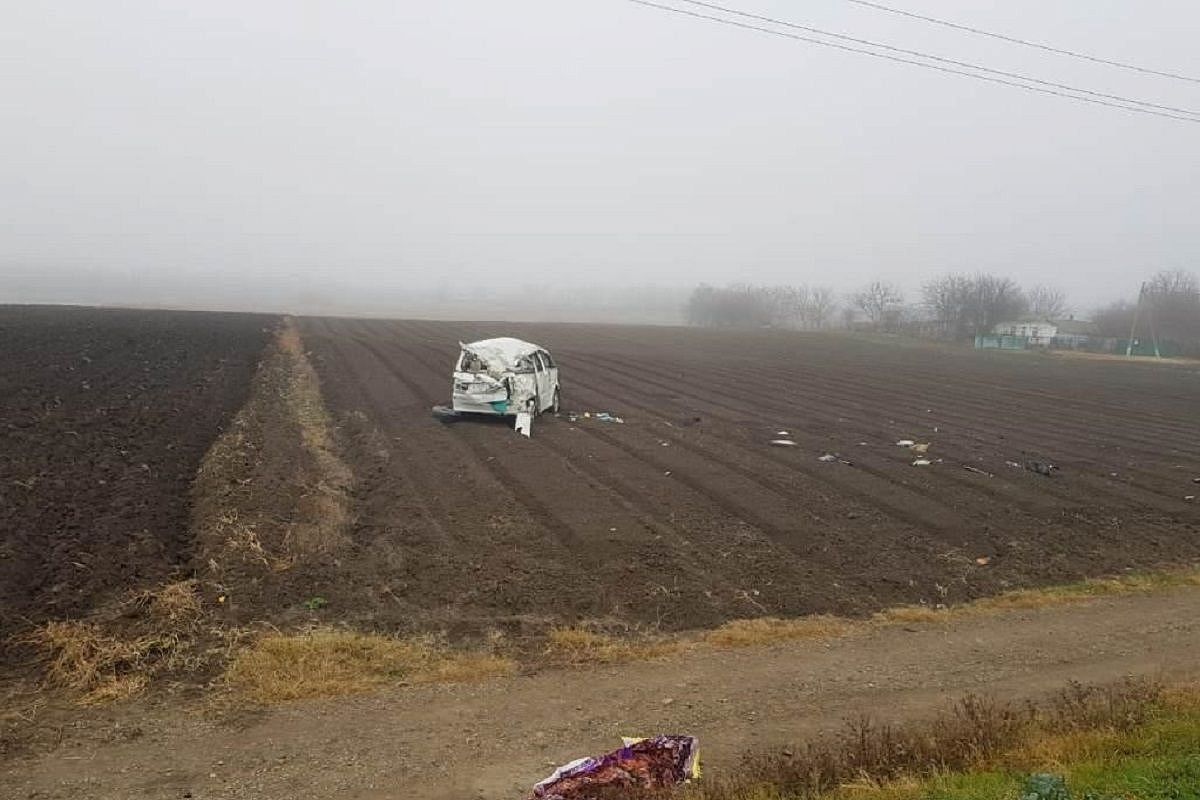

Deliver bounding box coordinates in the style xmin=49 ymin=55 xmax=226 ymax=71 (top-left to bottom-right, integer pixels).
xmin=1051 ymin=318 xmax=1099 ymax=335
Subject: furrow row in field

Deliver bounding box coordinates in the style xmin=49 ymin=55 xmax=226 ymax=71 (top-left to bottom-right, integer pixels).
xmin=569 ymin=349 xmax=1192 ymax=516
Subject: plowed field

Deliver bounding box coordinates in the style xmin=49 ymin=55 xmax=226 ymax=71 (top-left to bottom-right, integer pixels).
xmin=300 ymin=318 xmax=1200 ymax=634
xmin=0 ymin=307 xmax=271 ymax=634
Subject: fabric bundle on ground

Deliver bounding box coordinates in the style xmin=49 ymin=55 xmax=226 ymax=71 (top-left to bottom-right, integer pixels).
xmin=530 ymin=735 xmax=699 ymax=799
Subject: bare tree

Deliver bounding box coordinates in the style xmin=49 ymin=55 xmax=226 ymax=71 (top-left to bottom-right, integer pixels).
xmin=807 ymin=286 xmax=837 ymax=330
xmin=1147 ymin=269 xmax=1199 ymax=296
xmin=1027 ymin=285 xmax=1069 ymax=319
xmin=965 ymin=274 xmax=1028 ymax=335
xmin=1093 ymin=299 xmax=1136 ymax=338
xmin=781 ymin=284 xmax=810 ymax=328
xmin=1144 ymin=269 xmax=1200 ymax=345
xmin=852 ymin=281 xmax=903 ymax=331
xmin=921 ymin=274 xmax=973 ymax=338
xmin=685 ymin=284 xmax=803 ymax=328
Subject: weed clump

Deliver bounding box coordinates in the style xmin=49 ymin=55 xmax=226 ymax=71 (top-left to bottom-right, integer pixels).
xmin=225 ymin=628 xmax=517 ymax=703
xmin=543 ymin=627 xmax=684 ymax=666
xmin=705 ymin=617 xmax=850 ymax=649
xmin=687 ymin=679 xmax=1166 ymax=800
xmin=25 ymin=580 xmax=204 ymax=705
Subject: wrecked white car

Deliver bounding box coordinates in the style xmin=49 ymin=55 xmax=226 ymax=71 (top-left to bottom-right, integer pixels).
xmin=445 ymin=338 xmax=560 ymax=421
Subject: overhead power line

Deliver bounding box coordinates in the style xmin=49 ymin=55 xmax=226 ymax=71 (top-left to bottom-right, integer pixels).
xmin=619 ymin=0 xmax=1200 ymax=124
xmin=672 ymin=0 xmax=1200 ymax=118
xmin=838 ymin=0 xmax=1200 ymax=85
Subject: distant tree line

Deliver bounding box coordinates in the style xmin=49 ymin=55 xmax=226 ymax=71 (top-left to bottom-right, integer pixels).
xmin=685 ymin=268 xmax=1200 ymax=353
xmin=685 ymin=284 xmax=838 ymax=329
xmin=1092 ymin=269 xmax=1200 ymax=348
xmin=919 ymin=274 xmax=1065 ymax=339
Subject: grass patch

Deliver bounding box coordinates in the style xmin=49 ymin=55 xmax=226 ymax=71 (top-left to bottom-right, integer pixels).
xmin=705 ymin=617 xmax=851 ymax=649
xmin=24 ymin=580 xmax=204 ymax=705
xmin=543 ymin=627 xmax=686 ymax=666
xmin=680 ymin=680 xmax=1200 ymax=800
xmin=872 ymin=567 xmax=1200 ymax=626
xmin=225 ymin=628 xmax=517 ymax=703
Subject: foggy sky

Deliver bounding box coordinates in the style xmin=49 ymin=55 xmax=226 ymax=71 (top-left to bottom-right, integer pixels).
xmin=2 ymin=1 xmax=1198 ymax=316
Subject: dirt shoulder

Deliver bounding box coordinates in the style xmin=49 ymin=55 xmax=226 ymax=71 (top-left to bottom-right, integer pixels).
xmin=5 ymin=586 xmax=1198 ymax=800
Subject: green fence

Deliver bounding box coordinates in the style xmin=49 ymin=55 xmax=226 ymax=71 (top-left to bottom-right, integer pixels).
xmin=974 ymin=335 xmax=1028 ymax=350
xmin=1115 ymin=339 xmax=1184 ymax=358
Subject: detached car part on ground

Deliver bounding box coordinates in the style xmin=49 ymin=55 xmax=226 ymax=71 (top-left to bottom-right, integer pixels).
xmin=432 ymin=337 xmax=560 ymax=436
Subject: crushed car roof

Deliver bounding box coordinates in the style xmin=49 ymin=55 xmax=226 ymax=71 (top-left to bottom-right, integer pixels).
xmin=460 ymin=337 xmax=546 ymax=371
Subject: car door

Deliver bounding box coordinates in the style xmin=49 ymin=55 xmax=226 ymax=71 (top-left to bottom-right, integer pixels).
xmin=541 ymin=350 xmax=558 ymax=403
xmin=533 ymin=351 xmax=553 ymax=411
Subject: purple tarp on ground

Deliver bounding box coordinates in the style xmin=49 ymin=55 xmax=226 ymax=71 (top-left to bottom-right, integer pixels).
xmin=530 ymin=735 xmax=699 ymax=799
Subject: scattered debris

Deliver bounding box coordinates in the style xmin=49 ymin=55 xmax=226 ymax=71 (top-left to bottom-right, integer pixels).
xmin=817 ymin=454 xmax=837 ymax=462
xmin=530 ymin=735 xmax=699 ymax=799
xmin=1193 ymin=477 xmax=1200 ymax=484
xmin=962 ymin=465 xmax=994 ymax=477
xmin=515 ymin=411 xmax=533 ymax=438
xmin=896 ymin=439 xmax=915 ymax=447
xmin=770 ymin=439 xmax=798 ymax=447
xmin=975 ymin=556 xmax=991 ymax=566
xmin=431 ymin=405 xmax=463 ymax=422
xmin=911 ymin=459 xmax=932 ymax=467
xmin=1006 ymin=461 xmax=1022 ymax=469
xmin=1186 ymin=495 xmax=1196 ymax=502
xmin=910 ymin=443 xmax=931 ymax=454
xmin=1024 ymin=460 xmax=1058 ymax=477
xmin=594 ymin=412 xmax=624 ymax=424
xmin=776 ymin=430 xmax=790 ymax=436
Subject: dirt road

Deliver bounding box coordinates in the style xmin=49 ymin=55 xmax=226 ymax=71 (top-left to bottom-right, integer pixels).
xmin=6 ymin=588 xmax=1198 ymax=800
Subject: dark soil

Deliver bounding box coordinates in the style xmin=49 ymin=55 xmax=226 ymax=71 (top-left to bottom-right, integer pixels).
xmin=298 ymin=317 xmax=1200 ymax=635
xmin=0 ymin=306 xmax=273 ymax=636
xmin=3 ymin=308 xmax=1198 ymax=642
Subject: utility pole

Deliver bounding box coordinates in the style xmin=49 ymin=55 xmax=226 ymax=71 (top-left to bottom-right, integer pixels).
xmin=1126 ymin=282 xmax=1146 ymax=357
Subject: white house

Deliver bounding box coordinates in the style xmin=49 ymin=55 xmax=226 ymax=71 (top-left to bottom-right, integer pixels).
xmin=992 ymin=317 xmax=1099 ymax=347
xmin=994 ymin=318 xmax=1057 ymax=345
